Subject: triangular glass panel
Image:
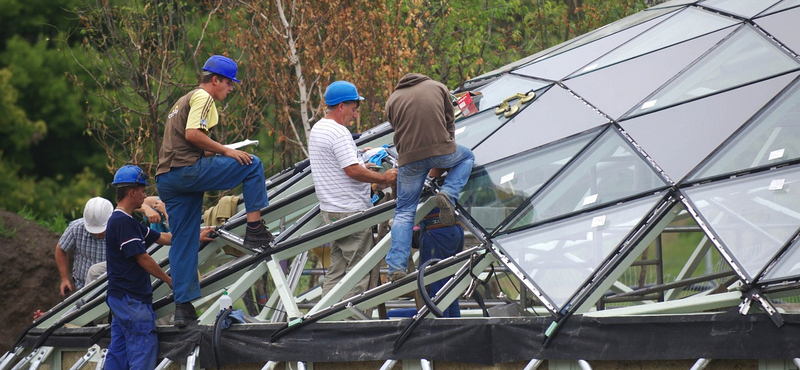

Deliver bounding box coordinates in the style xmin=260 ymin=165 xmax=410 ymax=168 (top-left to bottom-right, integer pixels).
xmin=453 ymin=108 xmax=513 ymax=151
xmin=683 ymin=164 xmax=800 ymax=280
xmin=620 ymin=71 xmax=799 ymax=182
xmin=505 ymin=128 xmax=667 ymax=231
xmin=515 ymin=17 xmax=661 ymax=81
xmin=689 ymin=76 xmax=800 ymax=182
xmin=459 ymin=129 xmax=601 ymax=233
xmin=493 ymin=193 xmax=665 ymax=310
xmin=763 ymin=236 xmax=800 ymax=282
xmin=469 ymin=7 xmax=678 ymax=82
xmin=753 ymin=5 xmax=800 ymax=56
xmin=472 ymin=85 xmax=608 ymax=166
xmin=564 ymin=27 xmax=733 ymax=120
xmin=572 ymin=8 xmax=739 ymax=79
xmin=701 ymin=0 xmax=781 ymax=19
xmin=472 ymin=74 xmax=551 ymax=112
xmin=754 ymin=0 xmax=800 ymax=17
xmin=626 ymin=25 xmax=800 ymax=118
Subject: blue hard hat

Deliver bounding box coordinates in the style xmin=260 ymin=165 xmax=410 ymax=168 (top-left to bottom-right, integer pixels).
xmin=112 ymin=165 xmax=149 ymax=187
xmin=202 ymin=55 xmax=241 ymax=83
xmin=324 ymin=81 xmax=364 ymax=106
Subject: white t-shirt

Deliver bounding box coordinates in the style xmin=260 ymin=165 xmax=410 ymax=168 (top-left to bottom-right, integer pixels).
xmin=308 ymin=118 xmax=371 ymax=212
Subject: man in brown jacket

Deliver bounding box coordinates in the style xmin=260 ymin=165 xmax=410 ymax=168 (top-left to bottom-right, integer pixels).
xmin=384 ymin=73 xmax=475 ymax=281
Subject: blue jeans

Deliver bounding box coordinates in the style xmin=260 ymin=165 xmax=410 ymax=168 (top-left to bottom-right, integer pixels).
xmin=419 ymin=225 xmax=464 ymax=317
xmin=386 ymin=145 xmax=474 ymax=273
xmin=156 ymin=155 xmax=269 ymax=304
xmin=106 ymin=294 xmax=158 ymax=370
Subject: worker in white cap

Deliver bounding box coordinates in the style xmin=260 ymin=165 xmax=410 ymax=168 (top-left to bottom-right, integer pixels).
xmin=55 ymin=197 xmax=113 ymax=296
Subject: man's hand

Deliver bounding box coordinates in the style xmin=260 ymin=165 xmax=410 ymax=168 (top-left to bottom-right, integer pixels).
xmin=224 ymin=148 xmax=254 ymax=165
xmin=200 ymin=227 xmax=217 ymax=242
xmin=142 ymin=205 xmax=161 ymax=223
xmin=60 ymin=279 xmax=74 ymax=297
xmin=32 ymin=310 xmax=46 ymax=321
xmin=164 ymin=276 xmax=173 ymax=290
xmin=383 ymin=168 xmax=398 ymax=184
xmin=429 ymin=168 xmax=446 ymax=179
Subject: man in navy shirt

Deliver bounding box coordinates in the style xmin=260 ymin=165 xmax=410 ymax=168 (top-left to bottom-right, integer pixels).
xmin=105 ymin=165 xmax=173 ymax=370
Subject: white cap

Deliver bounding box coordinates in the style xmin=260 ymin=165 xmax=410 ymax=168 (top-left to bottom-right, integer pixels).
xmin=83 ymin=197 xmax=113 ymax=234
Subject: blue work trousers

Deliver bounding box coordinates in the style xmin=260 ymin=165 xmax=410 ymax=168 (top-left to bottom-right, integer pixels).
xmin=106 ymin=294 xmax=158 ymax=370
xmin=386 ymin=145 xmax=474 ymax=273
xmin=156 ymin=155 xmax=269 ymax=304
xmin=419 ymin=226 xmax=464 ymax=317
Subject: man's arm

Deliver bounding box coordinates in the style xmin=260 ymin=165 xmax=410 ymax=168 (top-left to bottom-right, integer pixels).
xmin=153 ymin=227 xmax=214 ymax=246
xmin=55 ymin=243 xmax=74 ymax=296
xmin=185 ymin=129 xmax=254 ymax=165
xmin=134 ymin=253 xmax=172 ymax=289
xmin=343 ymin=165 xmax=397 ymax=184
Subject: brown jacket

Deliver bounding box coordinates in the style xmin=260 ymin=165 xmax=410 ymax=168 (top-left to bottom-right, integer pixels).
xmin=385 ymin=73 xmax=456 ymax=166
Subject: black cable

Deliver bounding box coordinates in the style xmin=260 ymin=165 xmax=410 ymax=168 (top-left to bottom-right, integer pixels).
xmin=212 ymin=308 xmax=233 ymax=370
xmin=473 ymin=290 xmax=490 ymax=317
xmin=417 ymin=258 xmax=443 ymax=318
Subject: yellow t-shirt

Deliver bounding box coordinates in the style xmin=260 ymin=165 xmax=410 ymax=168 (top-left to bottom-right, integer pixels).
xmin=185 ymin=89 xmax=219 ymax=132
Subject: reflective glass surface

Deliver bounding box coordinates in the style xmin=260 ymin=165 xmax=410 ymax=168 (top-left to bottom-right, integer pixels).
xmin=689 ymin=77 xmax=800 ymax=181
xmin=473 ymin=74 xmax=550 ymax=111
xmin=470 ymin=7 xmax=676 ymax=82
xmin=620 ymin=72 xmax=799 ymax=182
xmin=701 ymin=0 xmax=781 ymax=19
xmin=763 ymin=237 xmax=800 ymax=282
xmin=515 ymin=18 xmax=660 ymax=81
xmin=649 ymin=0 xmax=698 ymax=9
xmin=684 ymin=164 xmax=800 ymax=279
xmin=460 ymin=130 xmax=598 ymax=232
xmin=453 ymin=108 xmax=513 ymax=150
xmin=628 ymin=25 xmax=800 ymax=117
xmin=472 ymin=86 xmax=609 ymax=166
xmin=753 ymin=6 xmax=800 ymax=56
xmin=758 ymin=0 xmax=800 ymax=16
xmin=564 ymin=27 xmax=732 ymax=119
xmin=573 ymin=8 xmax=739 ymax=78
xmin=493 ymin=194 xmax=663 ymax=309
xmin=507 ymin=128 xmax=667 ymax=230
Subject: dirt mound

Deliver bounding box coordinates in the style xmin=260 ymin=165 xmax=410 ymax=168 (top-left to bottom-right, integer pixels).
xmin=0 ymin=210 xmax=64 ymax=353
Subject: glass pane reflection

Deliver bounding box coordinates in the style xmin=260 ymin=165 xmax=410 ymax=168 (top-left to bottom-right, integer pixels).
xmin=574 ymin=8 xmax=738 ymax=77
xmin=763 ymin=237 xmax=800 ymax=282
xmin=689 ymin=77 xmax=800 ymax=181
xmin=684 ymin=164 xmax=800 ymax=279
xmin=629 ymin=25 xmax=800 ymax=117
xmin=459 ymin=132 xmax=597 ymax=232
xmin=508 ymin=128 xmax=667 ymax=230
xmin=473 ymin=74 xmax=549 ymax=112
xmin=454 ymin=109 xmax=512 ymax=150
xmin=701 ymin=0 xmax=780 ymax=19
xmin=493 ymin=194 xmax=663 ymax=310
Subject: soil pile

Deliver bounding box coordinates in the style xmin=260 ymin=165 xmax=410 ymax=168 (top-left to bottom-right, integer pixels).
xmin=0 ymin=210 xmax=64 ymax=352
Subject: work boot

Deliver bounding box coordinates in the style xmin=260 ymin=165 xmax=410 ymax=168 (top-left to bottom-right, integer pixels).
xmin=244 ymin=221 xmax=275 ymax=251
xmin=434 ymin=192 xmax=457 ymax=226
xmin=388 ymin=271 xmax=406 ymax=282
xmin=173 ymin=302 xmax=198 ymax=328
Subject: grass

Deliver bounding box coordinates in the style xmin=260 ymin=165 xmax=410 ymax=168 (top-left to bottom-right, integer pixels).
xmin=0 ymin=217 xmax=17 ymax=238
xmin=17 ymin=206 xmax=70 ymax=234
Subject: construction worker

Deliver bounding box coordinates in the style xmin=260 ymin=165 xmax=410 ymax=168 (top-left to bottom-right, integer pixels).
xmin=417 ymin=207 xmax=463 ymax=317
xmin=155 ymin=55 xmax=273 ymax=327
xmin=385 ymin=73 xmax=475 ymax=281
xmin=308 ymin=81 xmax=397 ymax=299
xmin=105 ymin=165 xmax=173 ymax=370
xmin=55 ymin=197 xmax=113 ymax=296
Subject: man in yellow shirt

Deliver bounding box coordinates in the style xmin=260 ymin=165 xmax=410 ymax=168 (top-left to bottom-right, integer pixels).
xmin=155 ymin=55 xmax=273 ymax=327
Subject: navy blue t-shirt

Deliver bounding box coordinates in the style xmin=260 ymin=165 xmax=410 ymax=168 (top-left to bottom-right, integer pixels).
xmin=106 ymin=209 xmax=161 ymax=304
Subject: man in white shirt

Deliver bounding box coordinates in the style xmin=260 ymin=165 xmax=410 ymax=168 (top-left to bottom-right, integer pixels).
xmin=308 ymin=81 xmax=397 ymax=299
